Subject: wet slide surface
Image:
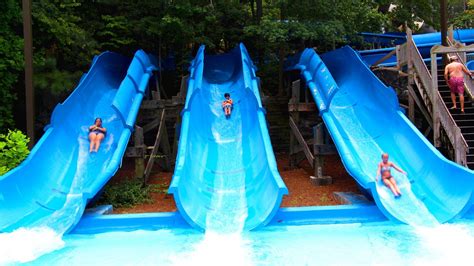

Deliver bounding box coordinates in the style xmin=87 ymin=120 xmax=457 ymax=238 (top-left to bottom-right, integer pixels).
xmin=297 ymin=46 xmax=474 ymax=224
xmin=0 ymin=50 xmax=156 ymax=233
xmin=169 ymin=44 xmax=287 ymax=231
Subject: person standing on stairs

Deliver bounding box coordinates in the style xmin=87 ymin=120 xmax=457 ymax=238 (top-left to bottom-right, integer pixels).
xmin=444 ymin=56 xmax=474 ymax=113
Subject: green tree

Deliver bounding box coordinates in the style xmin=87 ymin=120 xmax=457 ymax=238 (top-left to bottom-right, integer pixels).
xmin=0 ymin=0 xmax=23 ymax=132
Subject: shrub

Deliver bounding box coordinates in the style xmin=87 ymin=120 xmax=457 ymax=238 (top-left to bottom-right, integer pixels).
xmin=0 ymin=130 xmax=30 ymax=176
xmin=96 ymin=178 xmax=155 ymax=208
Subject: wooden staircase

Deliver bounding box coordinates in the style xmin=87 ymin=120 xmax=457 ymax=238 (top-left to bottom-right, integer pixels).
xmin=437 ymin=64 xmax=474 ymax=168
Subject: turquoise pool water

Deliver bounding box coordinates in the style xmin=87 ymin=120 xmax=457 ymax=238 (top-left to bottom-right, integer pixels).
xmin=6 ymin=219 xmax=473 ymax=266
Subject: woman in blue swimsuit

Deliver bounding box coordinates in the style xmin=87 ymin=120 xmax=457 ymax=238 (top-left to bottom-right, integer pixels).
xmin=375 ymin=153 xmax=406 ymax=197
xmin=88 ymin=118 xmax=107 ymax=152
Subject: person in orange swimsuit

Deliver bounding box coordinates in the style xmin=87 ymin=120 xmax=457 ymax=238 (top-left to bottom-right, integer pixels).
xmin=375 ymin=153 xmax=406 ymax=197
xmin=222 ymin=93 xmax=233 ymax=119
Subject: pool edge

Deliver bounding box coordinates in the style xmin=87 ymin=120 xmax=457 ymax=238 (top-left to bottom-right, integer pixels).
xmin=71 ymin=204 xmax=388 ymax=234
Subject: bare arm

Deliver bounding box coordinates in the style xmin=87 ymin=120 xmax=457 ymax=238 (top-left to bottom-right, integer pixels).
xmin=375 ymin=163 xmax=381 ymax=181
xmin=461 ymin=64 xmax=473 ymax=77
xmin=444 ymin=66 xmax=449 ymax=81
xmin=391 ymin=163 xmax=407 ymax=175
xmin=89 ymin=125 xmax=97 ymax=131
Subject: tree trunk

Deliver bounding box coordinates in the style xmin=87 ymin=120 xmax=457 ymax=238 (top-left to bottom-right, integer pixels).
xmin=278 ymin=46 xmax=285 ymax=96
xmin=250 ymin=0 xmax=255 ymax=20
xmin=256 ymin=0 xmax=262 ymax=24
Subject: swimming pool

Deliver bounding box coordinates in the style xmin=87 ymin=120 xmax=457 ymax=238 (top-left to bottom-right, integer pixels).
xmin=6 ymin=218 xmax=473 ymax=266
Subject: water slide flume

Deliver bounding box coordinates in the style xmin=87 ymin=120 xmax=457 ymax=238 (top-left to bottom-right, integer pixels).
xmin=359 ymin=29 xmax=474 ymax=67
xmin=169 ymin=44 xmax=288 ymax=231
xmin=296 ymin=46 xmax=474 ymax=224
xmin=0 ymin=50 xmax=156 ymax=233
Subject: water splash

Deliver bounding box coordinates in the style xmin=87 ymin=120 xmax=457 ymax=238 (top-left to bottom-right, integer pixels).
xmin=170 ymin=232 xmax=253 ymax=266
xmin=0 ymin=227 xmax=64 ymax=264
xmin=0 ymin=137 xmax=89 ymax=264
xmin=412 ymin=223 xmax=474 ymax=266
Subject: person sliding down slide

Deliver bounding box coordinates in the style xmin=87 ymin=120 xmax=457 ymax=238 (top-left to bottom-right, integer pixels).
xmin=375 ymin=153 xmax=407 ymax=197
xmin=222 ymin=93 xmax=233 ymax=119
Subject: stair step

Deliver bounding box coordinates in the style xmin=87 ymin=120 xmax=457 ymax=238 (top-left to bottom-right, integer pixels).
xmin=452 ymin=112 xmax=474 ymax=120
xmin=466 ymin=162 xmax=474 ymax=170
xmin=460 ymin=126 xmax=474 ymax=134
xmin=463 ymin=133 xmax=474 ymax=141
xmin=454 ymin=120 xmax=474 ymax=127
xmin=439 ymin=90 xmax=452 ymax=97
xmin=467 ymin=154 xmax=474 ymax=163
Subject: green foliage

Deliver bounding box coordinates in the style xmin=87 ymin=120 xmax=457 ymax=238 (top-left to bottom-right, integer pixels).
xmin=0 ymin=130 xmax=30 ymax=176
xmin=1 ymin=0 xmax=473 ymax=131
xmin=451 ymin=1 xmax=474 ymax=28
xmin=0 ymin=0 xmax=23 ymax=132
xmin=96 ymin=178 xmax=154 ymax=208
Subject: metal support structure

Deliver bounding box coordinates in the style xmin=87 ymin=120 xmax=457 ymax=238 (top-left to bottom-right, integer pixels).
xmin=22 ymin=0 xmax=35 ymax=147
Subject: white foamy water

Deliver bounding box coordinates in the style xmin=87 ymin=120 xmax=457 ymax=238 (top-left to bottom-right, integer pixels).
xmin=172 ymin=84 xmax=252 ymax=265
xmin=170 ymin=231 xmax=253 ymax=266
xmin=412 ymin=223 xmax=474 ymax=266
xmin=0 ymin=137 xmax=89 ymax=264
xmin=0 ymin=227 xmax=64 ymax=264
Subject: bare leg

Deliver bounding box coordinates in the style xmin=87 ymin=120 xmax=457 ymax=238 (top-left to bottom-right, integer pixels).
xmin=451 ymin=92 xmax=457 ymax=109
xmin=89 ymin=133 xmax=97 ymax=152
xmin=459 ymin=93 xmax=465 ymax=112
xmin=389 ymin=178 xmax=402 ymax=196
xmin=94 ymin=133 xmax=105 ymax=152
xmin=383 ymin=179 xmax=399 ymax=197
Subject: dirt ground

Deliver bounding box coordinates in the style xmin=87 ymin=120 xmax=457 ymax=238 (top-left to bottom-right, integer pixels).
xmin=110 ymin=152 xmax=360 ymax=214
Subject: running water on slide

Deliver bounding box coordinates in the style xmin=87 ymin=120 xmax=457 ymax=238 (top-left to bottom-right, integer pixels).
xmin=0 ymin=50 xmax=156 ymax=263
xmin=294 ymin=46 xmax=474 ymax=226
xmin=169 ymin=44 xmax=288 ymax=232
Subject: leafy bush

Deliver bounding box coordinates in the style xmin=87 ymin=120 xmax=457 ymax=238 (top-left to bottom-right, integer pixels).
xmin=97 ymin=178 xmax=155 ymax=208
xmin=0 ymin=130 xmax=30 ymax=176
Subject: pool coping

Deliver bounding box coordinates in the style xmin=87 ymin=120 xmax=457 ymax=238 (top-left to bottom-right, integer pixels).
xmin=71 ymin=204 xmax=388 ymax=234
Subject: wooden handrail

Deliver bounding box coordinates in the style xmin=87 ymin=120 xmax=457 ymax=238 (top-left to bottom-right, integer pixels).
xmin=403 ymin=35 xmax=468 ymax=166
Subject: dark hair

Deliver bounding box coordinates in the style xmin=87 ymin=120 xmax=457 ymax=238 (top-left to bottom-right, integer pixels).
xmin=224 ymin=93 xmax=230 ymax=98
xmin=95 ymin=117 xmax=102 ymax=124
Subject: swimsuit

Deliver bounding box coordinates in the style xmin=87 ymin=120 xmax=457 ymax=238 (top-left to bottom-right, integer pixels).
xmin=222 ymin=99 xmax=233 ymax=108
xmin=381 ymin=165 xmax=392 ymax=180
xmin=91 ymin=128 xmax=105 ymax=135
xmin=448 ymin=77 xmax=465 ymax=94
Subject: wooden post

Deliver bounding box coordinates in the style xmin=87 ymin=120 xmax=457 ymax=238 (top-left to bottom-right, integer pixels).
xmin=406 ymin=31 xmax=415 ymax=122
xmin=310 ymin=123 xmax=333 ymax=185
xmin=22 ymin=0 xmax=35 ymax=147
xmin=314 ymin=123 xmax=324 ymax=178
xmin=144 ymin=110 xmax=167 ymax=184
xmin=134 ymin=126 xmax=145 ymax=178
xmin=441 ymin=0 xmax=449 ymax=65
xmin=289 ymin=79 xmax=300 ymax=168
xmin=431 ymin=51 xmax=440 ymax=147
xmin=152 ymin=74 xmax=161 ymax=100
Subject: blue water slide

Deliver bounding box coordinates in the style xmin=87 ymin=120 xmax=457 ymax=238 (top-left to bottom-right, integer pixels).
xmin=0 ymin=50 xmax=157 ymax=233
xmin=468 ymin=60 xmax=474 ymax=71
xmin=169 ymin=44 xmax=288 ymax=231
xmin=296 ymin=46 xmax=474 ymax=224
xmin=359 ymin=29 xmax=474 ymax=66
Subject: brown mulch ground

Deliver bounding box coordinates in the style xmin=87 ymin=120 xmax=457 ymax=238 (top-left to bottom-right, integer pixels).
xmin=109 ymin=152 xmax=360 ymax=214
